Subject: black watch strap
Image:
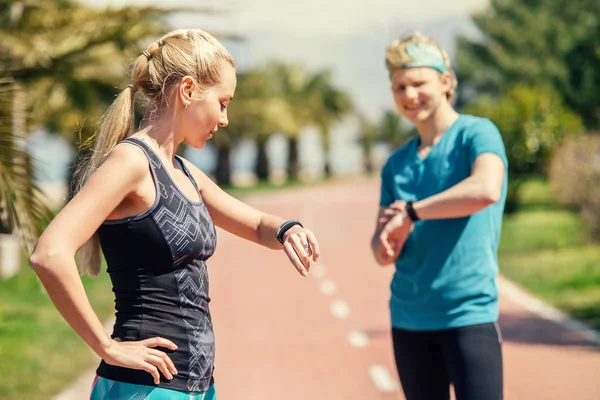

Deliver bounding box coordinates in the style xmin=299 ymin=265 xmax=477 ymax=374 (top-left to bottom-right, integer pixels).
xmin=275 ymin=220 xmax=304 ymax=244
xmin=405 ymin=201 xmax=420 ymax=222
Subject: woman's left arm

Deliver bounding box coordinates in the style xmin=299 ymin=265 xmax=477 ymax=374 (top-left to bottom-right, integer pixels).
xmin=411 ymin=152 xmax=505 ymax=220
xmin=185 ymin=161 xmax=319 ymax=276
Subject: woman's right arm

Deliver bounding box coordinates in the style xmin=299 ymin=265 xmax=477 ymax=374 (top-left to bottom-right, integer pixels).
xmin=29 ymin=144 xmax=177 ymax=384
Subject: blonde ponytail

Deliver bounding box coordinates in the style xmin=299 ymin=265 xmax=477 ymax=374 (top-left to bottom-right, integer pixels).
xmin=74 ymin=86 xmax=136 ymax=276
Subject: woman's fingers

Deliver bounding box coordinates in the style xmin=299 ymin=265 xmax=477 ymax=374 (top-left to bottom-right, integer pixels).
xmin=145 ymin=353 xmax=173 ymax=381
xmin=140 ymin=337 xmax=178 ymax=382
xmin=305 ymin=230 xmax=320 ymax=262
xmin=288 ymin=232 xmax=312 ymax=271
xmin=281 ymin=227 xmax=320 ymax=276
xmin=148 ymin=348 xmax=178 ymax=376
xmin=141 ymin=337 xmax=178 ymax=351
xmin=283 ymin=241 xmax=308 ymax=277
xmin=140 ymin=362 xmax=161 ymax=385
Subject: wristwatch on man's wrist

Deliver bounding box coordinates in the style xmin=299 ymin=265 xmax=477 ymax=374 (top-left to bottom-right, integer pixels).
xmin=405 ymin=201 xmax=420 ymax=222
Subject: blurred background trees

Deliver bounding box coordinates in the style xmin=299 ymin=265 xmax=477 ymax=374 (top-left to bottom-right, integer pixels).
xmin=455 ymin=0 xmax=599 ymax=218
xmin=1 ymin=0 xmax=600 ymax=251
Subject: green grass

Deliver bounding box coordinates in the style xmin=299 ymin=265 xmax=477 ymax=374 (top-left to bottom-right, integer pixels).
xmin=221 ymin=178 xmax=305 ymax=198
xmin=499 ymin=178 xmax=600 ymax=330
xmin=0 ymin=258 xmax=113 ymax=399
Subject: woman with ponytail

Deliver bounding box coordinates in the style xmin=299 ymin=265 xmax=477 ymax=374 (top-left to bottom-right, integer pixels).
xmin=29 ymin=29 xmax=319 ymax=400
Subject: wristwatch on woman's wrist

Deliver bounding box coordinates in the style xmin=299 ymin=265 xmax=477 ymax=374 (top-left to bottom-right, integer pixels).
xmin=275 ymin=220 xmax=304 ymax=244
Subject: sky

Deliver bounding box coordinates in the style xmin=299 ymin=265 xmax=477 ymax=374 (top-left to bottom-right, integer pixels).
xmin=85 ymin=0 xmax=490 ymax=121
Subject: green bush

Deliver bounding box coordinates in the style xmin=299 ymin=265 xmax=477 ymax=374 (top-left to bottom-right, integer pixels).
xmin=464 ymin=84 xmax=583 ymax=212
xmin=549 ymin=134 xmax=600 ymax=240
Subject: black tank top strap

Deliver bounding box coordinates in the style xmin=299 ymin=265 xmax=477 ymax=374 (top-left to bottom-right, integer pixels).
xmin=121 ymin=137 xmax=171 ymax=184
xmin=175 ymin=155 xmax=200 ymax=193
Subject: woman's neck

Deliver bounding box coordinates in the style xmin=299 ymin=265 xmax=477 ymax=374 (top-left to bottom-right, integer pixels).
xmin=415 ymin=102 xmax=459 ymax=146
xmin=138 ymin=108 xmax=181 ymax=160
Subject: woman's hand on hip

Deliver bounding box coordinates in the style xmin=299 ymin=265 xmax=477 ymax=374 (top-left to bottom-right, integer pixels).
xmin=101 ymin=337 xmax=178 ymax=385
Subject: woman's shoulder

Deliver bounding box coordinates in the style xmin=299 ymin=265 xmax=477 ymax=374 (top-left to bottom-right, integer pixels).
xmin=101 ymin=140 xmax=151 ymax=179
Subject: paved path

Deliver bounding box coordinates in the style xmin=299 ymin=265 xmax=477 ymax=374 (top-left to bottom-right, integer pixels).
xmin=55 ymin=177 xmax=600 ymax=399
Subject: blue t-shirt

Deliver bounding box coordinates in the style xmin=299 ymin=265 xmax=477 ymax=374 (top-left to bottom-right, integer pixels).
xmin=379 ymin=114 xmax=508 ymax=331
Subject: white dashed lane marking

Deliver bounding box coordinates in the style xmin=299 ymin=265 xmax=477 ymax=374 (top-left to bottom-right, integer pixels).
xmin=310 ymin=263 xmax=327 ymax=279
xmin=369 ymin=364 xmax=398 ymax=393
xmin=347 ymin=330 xmax=369 ymax=348
xmin=319 ymin=279 xmax=337 ymax=296
xmin=330 ymin=300 xmax=351 ymax=319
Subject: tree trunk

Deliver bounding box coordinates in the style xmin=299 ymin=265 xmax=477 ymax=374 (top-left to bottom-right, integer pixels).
xmin=322 ymin=131 xmax=332 ymax=179
xmin=363 ymin=142 xmax=373 ymax=175
xmin=215 ymin=144 xmax=232 ymax=186
xmin=287 ymin=136 xmax=299 ymax=181
xmin=255 ymin=139 xmax=269 ymax=181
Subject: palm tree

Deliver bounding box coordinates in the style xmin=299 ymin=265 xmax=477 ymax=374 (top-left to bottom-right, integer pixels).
xmin=377 ymin=110 xmax=412 ymax=149
xmin=1 ymin=0 xmax=240 ymax=193
xmin=218 ymin=69 xmax=298 ymax=184
xmin=263 ymin=62 xmax=352 ymax=180
xmin=302 ymin=69 xmax=352 ymax=177
xmin=1 ymin=1 xmax=178 ymax=145
xmin=0 ymin=79 xmax=51 ymax=252
xmin=358 ymin=115 xmax=377 ymax=175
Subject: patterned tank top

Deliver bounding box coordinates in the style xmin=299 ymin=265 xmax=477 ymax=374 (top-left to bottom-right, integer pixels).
xmin=96 ymin=137 xmax=217 ymax=393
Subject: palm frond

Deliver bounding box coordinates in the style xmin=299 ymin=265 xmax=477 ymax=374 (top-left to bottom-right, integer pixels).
xmin=0 ymin=79 xmax=51 ymax=251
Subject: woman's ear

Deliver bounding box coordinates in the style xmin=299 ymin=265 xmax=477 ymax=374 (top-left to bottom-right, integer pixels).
xmin=178 ymin=76 xmax=196 ymax=106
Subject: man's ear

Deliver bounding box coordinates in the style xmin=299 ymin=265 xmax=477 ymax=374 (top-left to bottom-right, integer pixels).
xmin=440 ymin=71 xmax=453 ymax=93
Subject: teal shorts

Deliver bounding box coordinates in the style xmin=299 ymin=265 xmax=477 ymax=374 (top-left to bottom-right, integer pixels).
xmin=90 ymin=376 xmax=216 ymax=400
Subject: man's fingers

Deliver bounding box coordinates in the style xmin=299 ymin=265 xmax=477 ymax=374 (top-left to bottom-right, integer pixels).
xmin=379 ymin=231 xmax=395 ymax=258
xmin=383 ymin=209 xmax=399 ymax=217
xmin=390 ymin=200 xmax=407 ymax=210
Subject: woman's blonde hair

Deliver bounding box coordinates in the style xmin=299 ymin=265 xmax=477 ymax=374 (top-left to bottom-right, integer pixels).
xmin=385 ymin=31 xmax=458 ymax=101
xmin=74 ymin=29 xmax=235 ymax=276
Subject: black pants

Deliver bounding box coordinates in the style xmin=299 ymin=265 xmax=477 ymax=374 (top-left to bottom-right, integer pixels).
xmin=392 ymin=322 xmax=503 ymax=400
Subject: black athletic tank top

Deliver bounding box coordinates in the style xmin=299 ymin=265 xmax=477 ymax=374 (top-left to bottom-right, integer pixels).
xmin=96 ymin=137 xmax=217 ymax=393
